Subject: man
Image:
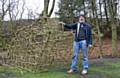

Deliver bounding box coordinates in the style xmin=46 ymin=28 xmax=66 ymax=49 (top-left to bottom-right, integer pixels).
xmin=60 ymin=14 xmax=92 ymax=75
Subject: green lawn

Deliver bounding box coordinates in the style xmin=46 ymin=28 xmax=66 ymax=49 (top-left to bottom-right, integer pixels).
xmin=0 ymin=58 xmax=120 ymax=78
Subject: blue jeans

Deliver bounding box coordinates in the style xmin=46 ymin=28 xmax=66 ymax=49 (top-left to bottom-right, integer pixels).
xmin=71 ymin=40 xmax=88 ymax=70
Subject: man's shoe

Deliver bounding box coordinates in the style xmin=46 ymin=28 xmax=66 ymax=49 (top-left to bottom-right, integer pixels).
xmin=81 ymin=69 xmax=88 ymax=75
xmin=67 ymin=69 xmax=74 ymax=74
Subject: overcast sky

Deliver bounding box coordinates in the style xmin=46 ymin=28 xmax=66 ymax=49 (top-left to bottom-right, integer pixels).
xmin=2 ymin=0 xmax=120 ymax=20
xmin=23 ymin=0 xmax=59 ymax=18
xmin=3 ymin=0 xmax=59 ymax=20
xmin=25 ymin=0 xmax=59 ymax=16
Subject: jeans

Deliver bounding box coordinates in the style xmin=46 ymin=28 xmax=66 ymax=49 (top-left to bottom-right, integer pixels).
xmin=71 ymin=40 xmax=88 ymax=70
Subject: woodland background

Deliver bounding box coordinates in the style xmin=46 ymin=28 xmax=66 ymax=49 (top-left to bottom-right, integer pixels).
xmin=0 ymin=0 xmax=120 ymax=75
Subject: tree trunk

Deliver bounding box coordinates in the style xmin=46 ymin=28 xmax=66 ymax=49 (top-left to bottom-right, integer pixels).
xmin=43 ymin=0 xmax=55 ymax=17
xmin=91 ymin=0 xmax=103 ymax=58
xmin=43 ymin=0 xmax=49 ymax=17
xmin=103 ymin=0 xmax=109 ymax=25
xmin=107 ymin=0 xmax=118 ymax=56
xmin=48 ymin=0 xmax=55 ymax=17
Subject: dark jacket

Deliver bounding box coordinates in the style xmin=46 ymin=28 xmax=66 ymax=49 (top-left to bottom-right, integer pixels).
xmin=64 ymin=22 xmax=92 ymax=45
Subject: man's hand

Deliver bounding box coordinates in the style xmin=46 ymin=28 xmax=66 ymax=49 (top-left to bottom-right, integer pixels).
xmin=88 ymin=44 xmax=92 ymax=48
xmin=58 ymin=22 xmax=65 ymax=25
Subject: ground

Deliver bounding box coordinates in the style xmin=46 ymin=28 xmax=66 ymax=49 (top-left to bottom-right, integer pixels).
xmin=0 ymin=58 xmax=120 ymax=78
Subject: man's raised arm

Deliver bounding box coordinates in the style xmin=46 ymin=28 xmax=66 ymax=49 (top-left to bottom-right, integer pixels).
xmin=59 ymin=22 xmax=77 ymax=29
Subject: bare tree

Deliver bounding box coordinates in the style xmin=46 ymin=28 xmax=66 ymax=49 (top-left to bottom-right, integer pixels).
xmin=48 ymin=0 xmax=55 ymax=17
xmin=43 ymin=0 xmax=56 ymax=17
xmin=8 ymin=0 xmax=14 ymax=21
xmin=27 ymin=8 xmax=36 ymax=21
xmin=103 ymin=0 xmax=109 ymax=24
xmin=19 ymin=0 xmax=25 ymax=20
xmin=12 ymin=0 xmax=20 ymax=20
xmin=90 ymin=0 xmax=103 ymax=58
xmin=0 ymin=0 xmax=22 ymax=21
xmin=107 ymin=0 xmax=118 ymax=56
xmin=0 ymin=0 xmax=10 ymax=20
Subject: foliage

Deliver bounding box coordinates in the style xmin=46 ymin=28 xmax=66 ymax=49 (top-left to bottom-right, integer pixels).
xmin=58 ymin=0 xmax=84 ymax=22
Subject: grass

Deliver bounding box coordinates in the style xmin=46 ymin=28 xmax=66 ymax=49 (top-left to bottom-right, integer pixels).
xmin=0 ymin=58 xmax=120 ymax=78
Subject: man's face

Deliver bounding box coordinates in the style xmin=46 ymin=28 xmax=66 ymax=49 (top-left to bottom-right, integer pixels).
xmin=79 ymin=16 xmax=85 ymax=23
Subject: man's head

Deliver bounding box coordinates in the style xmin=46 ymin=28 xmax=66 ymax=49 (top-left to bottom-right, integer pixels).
xmin=79 ymin=15 xmax=85 ymax=23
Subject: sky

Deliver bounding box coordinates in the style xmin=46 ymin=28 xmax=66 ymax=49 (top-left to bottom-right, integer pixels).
xmin=2 ymin=0 xmax=120 ymax=20
xmin=21 ymin=0 xmax=59 ymax=18
xmin=3 ymin=0 xmax=59 ymax=20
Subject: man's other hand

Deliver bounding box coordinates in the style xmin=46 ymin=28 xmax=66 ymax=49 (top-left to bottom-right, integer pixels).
xmin=88 ymin=44 xmax=92 ymax=48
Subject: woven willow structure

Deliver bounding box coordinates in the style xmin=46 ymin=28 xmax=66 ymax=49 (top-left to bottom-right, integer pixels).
xmin=6 ymin=19 xmax=73 ymax=71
